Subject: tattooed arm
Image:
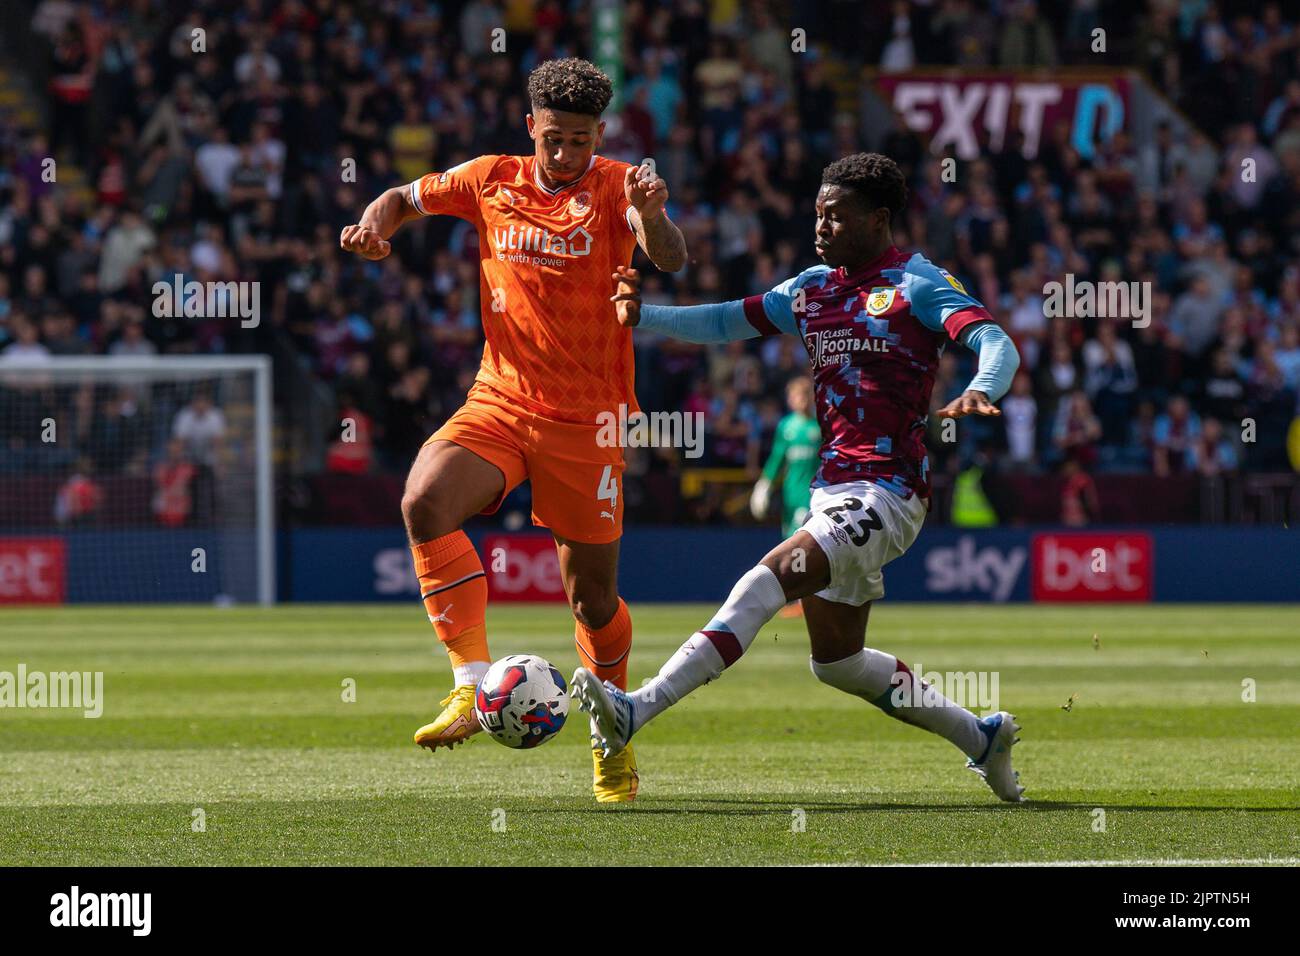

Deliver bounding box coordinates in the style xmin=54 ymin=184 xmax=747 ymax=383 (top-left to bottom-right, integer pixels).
xmin=624 ymin=164 xmax=687 ymax=272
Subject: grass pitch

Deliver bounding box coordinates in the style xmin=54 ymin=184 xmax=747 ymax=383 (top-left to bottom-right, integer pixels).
xmin=1 ymin=603 xmax=1297 ymax=866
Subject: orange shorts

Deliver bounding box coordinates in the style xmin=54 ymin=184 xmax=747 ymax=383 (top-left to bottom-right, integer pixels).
xmin=425 ymin=384 xmax=626 ymax=544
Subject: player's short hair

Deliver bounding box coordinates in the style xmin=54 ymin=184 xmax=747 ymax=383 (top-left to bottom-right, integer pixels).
xmin=527 ymin=58 xmax=613 ymax=118
xmin=821 ymin=152 xmax=908 ymax=223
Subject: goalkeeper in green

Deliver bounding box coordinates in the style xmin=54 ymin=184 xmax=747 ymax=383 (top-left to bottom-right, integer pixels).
xmin=751 ymin=376 xmax=821 ymax=537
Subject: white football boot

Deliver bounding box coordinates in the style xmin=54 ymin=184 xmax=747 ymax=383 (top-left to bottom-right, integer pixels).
xmin=966 ymin=711 xmax=1026 ymax=803
xmin=570 ymin=667 xmax=636 ymax=758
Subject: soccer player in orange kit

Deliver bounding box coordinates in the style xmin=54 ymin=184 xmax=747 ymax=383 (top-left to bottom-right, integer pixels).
xmin=339 ymin=58 xmax=686 ymax=801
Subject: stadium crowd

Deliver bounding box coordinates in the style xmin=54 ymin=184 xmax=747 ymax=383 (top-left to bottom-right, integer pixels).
xmin=1 ymin=0 xmax=1298 ymax=526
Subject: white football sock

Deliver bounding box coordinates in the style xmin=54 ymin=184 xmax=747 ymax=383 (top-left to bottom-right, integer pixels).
xmin=630 ymin=565 xmax=787 ymax=729
xmin=452 ymin=661 xmax=490 ymax=687
xmin=810 ymin=649 xmax=987 ymax=759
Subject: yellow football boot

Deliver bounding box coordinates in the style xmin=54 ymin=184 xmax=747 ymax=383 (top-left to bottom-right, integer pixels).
xmin=413 ymin=685 xmax=481 ymax=751
xmin=592 ymin=742 xmax=639 ymax=803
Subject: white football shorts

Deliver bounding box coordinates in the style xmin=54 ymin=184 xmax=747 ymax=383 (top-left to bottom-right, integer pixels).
xmin=800 ymin=480 xmax=928 ymax=606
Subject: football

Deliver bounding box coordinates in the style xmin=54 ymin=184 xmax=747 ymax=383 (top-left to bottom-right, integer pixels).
xmin=473 ymin=655 xmax=570 ymax=749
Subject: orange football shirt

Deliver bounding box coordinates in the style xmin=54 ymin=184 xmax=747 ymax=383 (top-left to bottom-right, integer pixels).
xmin=410 ymin=154 xmax=640 ymax=422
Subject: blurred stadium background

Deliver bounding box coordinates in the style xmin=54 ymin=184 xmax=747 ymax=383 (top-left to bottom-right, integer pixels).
xmin=1 ymin=0 xmax=1298 ymax=605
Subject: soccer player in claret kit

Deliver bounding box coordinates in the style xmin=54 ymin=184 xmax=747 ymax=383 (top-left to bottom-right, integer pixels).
xmin=575 ymin=153 xmax=1028 ymax=802
xmin=339 ymin=59 xmax=686 ymax=802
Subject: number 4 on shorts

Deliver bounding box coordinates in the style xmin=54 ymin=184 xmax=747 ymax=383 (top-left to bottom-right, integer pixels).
xmin=597 ymin=465 xmax=618 ymax=516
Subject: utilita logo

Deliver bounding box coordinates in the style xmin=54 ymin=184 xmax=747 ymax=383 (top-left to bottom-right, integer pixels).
xmin=1032 ymin=533 xmax=1153 ymax=602
xmin=493 ymin=223 xmax=592 ymax=257
xmin=924 ymin=537 xmax=1026 ymax=602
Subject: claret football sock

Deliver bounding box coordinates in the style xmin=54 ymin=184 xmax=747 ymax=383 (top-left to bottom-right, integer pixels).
xmin=631 ymin=565 xmax=787 ymax=727
xmin=411 ymin=531 xmax=491 ymax=687
xmin=810 ymin=650 xmax=987 ymax=759
xmin=574 ymin=597 xmax=633 ymax=690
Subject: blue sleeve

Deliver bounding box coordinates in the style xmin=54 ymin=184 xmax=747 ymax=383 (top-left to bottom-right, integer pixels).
xmin=959 ymin=322 xmax=1020 ymax=403
xmin=749 ymin=266 xmax=832 ymax=335
xmin=637 ymin=265 xmax=830 ymax=343
xmin=638 ymin=300 xmax=756 ymax=343
xmin=897 ymin=253 xmax=990 ymax=337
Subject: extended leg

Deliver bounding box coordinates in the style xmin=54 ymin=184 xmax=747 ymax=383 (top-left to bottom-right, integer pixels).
xmin=405 ymin=440 xmax=504 ymax=750
xmin=802 ymin=594 xmax=1025 ymax=802
xmin=802 ymin=594 xmax=987 ymax=756
xmin=572 ymin=531 xmax=827 ymax=754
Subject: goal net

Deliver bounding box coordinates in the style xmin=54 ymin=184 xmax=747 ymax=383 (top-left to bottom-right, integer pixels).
xmin=0 ymin=356 xmax=274 ymax=605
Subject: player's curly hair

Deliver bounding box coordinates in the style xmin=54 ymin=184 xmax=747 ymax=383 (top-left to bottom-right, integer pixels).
xmin=821 ymin=153 xmax=909 ymax=223
xmin=527 ymin=58 xmax=614 ymax=117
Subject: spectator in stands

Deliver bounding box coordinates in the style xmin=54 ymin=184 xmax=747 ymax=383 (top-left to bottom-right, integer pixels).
xmin=1153 ymin=394 xmax=1202 ymax=477
xmin=1201 ymin=348 xmax=1248 ymax=423
xmin=1036 ymin=338 xmax=1082 ymax=445
xmin=1002 ymin=269 xmax=1047 ymax=368
xmin=0 ymin=316 xmax=50 ymax=365
xmin=1275 ymin=323 xmax=1300 ymax=390
xmin=1245 ymin=340 xmax=1300 ymax=469
xmin=54 ymin=457 xmax=103 ymax=525
xmin=880 ymin=2 xmax=917 ymax=73
xmin=1166 ymin=273 xmax=1224 ymax=363
xmin=152 ymin=438 xmax=197 ymax=528
xmin=19 ymin=265 xmax=57 ymax=322
xmin=325 ymin=389 xmax=375 ymax=475
xmin=1053 ymin=388 xmax=1103 ymax=469
xmin=382 ymin=365 xmax=437 ymax=469
xmin=40 ymin=311 xmax=87 ymax=355
xmin=96 ymin=209 xmax=155 ymax=295
xmin=1083 ymin=320 xmax=1139 ymax=445
xmin=1001 ymin=372 xmax=1038 ymax=471
xmin=1059 ymin=456 xmax=1099 ymax=526
xmin=48 ymin=21 xmax=93 ymax=166
xmin=139 ymin=75 xmax=215 ymax=156
xmin=87 ymin=388 xmax=147 ymax=475
xmin=1188 ymin=417 xmax=1240 ymax=476
xmin=999 ymin=0 xmax=1059 ymax=68
xmin=172 ymin=387 xmax=226 ymax=468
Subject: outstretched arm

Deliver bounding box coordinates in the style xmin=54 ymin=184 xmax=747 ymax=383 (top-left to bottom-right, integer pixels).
xmin=935 ymin=322 xmax=1021 ymax=418
xmin=610 ymin=266 xmax=761 ymax=343
xmin=611 ymin=265 xmax=803 ymax=343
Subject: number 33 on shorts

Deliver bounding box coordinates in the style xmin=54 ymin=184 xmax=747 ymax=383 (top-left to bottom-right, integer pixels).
xmin=597 ymin=465 xmax=619 ymax=523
